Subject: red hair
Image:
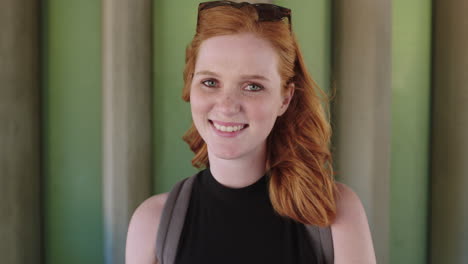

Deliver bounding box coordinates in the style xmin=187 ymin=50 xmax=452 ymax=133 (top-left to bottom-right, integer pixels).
xmin=182 ymin=5 xmax=336 ymax=226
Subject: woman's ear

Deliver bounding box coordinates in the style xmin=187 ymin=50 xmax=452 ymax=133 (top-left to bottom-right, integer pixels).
xmin=278 ymin=82 xmax=295 ymax=116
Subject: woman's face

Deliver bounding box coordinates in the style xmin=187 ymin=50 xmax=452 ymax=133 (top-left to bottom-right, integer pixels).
xmin=190 ymin=33 xmax=293 ymax=161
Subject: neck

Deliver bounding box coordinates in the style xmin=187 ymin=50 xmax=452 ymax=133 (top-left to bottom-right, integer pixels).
xmin=207 ymin=143 xmax=267 ymax=189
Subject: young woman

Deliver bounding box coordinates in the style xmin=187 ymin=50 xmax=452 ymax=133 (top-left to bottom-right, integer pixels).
xmin=126 ymin=1 xmax=375 ymax=263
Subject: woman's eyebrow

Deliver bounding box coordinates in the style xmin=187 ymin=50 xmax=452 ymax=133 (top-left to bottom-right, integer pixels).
xmin=195 ymin=70 xmax=270 ymax=81
xmin=239 ymin=74 xmax=270 ymax=81
xmin=195 ymin=70 xmax=219 ymax=77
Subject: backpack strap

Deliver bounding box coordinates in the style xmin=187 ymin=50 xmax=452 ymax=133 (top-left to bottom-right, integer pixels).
xmin=305 ymin=225 xmax=335 ymax=263
xmin=156 ymin=172 xmax=335 ymax=264
xmin=155 ymin=174 xmax=197 ymax=264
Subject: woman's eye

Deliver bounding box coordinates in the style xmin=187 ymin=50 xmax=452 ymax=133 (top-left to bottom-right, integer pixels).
xmin=245 ymin=83 xmax=263 ymax=91
xmin=202 ymin=79 xmax=217 ymax=87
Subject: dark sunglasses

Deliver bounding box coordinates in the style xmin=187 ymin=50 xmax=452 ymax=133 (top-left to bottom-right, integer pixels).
xmin=197 ymin=1 xmax=292 ymax=30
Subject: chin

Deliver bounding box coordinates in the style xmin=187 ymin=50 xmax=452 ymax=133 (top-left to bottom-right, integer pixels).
xmin=213 ymin=151 xmax=243 ymax=160
xmin=209 ymin=146 xmax=245 ymax=161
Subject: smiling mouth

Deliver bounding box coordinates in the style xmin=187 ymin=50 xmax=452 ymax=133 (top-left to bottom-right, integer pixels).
xmin=209 ymin=120 xmax=249 ymax=133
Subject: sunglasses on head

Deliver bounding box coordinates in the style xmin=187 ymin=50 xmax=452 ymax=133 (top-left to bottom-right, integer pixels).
xmin=197 ymin=1 xmax=292 ymax=30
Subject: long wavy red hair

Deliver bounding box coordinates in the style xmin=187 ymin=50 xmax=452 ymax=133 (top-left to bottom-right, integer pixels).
xmin=181 ymin=4 xmax=336 ymax=226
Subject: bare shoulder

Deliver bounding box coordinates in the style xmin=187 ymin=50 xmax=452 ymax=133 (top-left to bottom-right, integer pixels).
xmin=126 ymin=193 xmax=169 ymax=264
xmin=331 ymin=182 xmax=376 ymax=264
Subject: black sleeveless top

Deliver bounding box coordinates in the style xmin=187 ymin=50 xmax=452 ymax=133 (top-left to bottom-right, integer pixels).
xmin=174 ymin=168 xmax=318 ymax=264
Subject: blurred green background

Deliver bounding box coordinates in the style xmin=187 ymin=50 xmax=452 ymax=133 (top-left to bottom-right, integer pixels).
xmin=2 ymin=0 xmax=467 ymax=264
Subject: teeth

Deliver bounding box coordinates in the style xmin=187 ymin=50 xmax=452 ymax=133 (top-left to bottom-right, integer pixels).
xmin=213 ymin=122 xmax=245 ymax=132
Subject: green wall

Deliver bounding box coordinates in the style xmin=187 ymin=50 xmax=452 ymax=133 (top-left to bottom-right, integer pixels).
xmin=391 ymin=0 xmax=432 ymax=263
xmin=153 ymin=1 xmax=200 ymax=193
xmin=42 ymin=1 xmax=103 ymax=263
xmin=275 ymin=0 xmax=331 ymax=91
xmin=153 ymin=0 xmax=332 ymax=193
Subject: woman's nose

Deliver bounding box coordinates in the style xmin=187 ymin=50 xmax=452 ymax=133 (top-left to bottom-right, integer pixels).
xmin=215 ymin=91 xmax=241 ymax=115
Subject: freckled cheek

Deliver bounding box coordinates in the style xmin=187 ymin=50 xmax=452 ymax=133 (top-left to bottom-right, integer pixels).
xmin=190 ymin=89 xmax=212 ymax=122
xmin=247 ymin=103 xmax=279 ymax=127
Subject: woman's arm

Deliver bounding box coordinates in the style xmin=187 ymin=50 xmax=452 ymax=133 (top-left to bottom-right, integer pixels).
xmin=125 ymin=193 xmax=168 ymax=264
xmin=331 ymin=183 xmax=376 ymax=264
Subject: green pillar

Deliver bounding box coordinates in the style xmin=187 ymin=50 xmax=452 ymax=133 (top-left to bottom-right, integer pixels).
xmin=431 ymin=0 xmax=468 ymax=263
xmin=0 ymin=0 xmax=41 ymax=263
xmin=42 ymin=1 xmax=103 ymax=263
xmin=391 ymin=0 xmax=432 ymax=263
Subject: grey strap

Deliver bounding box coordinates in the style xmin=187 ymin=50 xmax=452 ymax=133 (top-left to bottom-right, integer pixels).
xmin=305 ymin=224 xmax=334 ymax=264
xmin=155 ymin=175 xmax=197 ymax=264
xmin=319 ymin=226 xmax=334 ymax=263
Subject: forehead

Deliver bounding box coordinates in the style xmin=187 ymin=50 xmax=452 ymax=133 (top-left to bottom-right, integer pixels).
xmin=195 ymin=33 xmax=280 ymax=78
